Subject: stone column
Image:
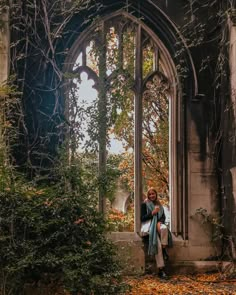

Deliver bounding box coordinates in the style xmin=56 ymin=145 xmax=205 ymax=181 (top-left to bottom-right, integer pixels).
xmin=0 ymin=9 xmax=9 ymax=84
xmin=229 ymin=10 xmax=236 ymax=240
xmin=229 ymin=10 xmax=236 ymax=118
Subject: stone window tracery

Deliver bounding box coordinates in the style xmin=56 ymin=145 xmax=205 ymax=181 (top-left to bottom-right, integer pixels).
xmin=64 ymin=12 xmax=179 ymax=235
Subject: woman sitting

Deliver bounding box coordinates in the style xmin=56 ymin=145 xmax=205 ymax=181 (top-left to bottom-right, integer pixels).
xmin=141 ymin=187 xmax=172 ymax=279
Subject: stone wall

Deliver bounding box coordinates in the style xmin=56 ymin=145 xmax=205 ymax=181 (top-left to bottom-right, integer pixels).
xmin=109 ymin=0 xmax=222 ymax=273
xmin=225 ymin=15 xmax=236 ymax=242
xmin=0 ymin=10 xmax=9 ymax=84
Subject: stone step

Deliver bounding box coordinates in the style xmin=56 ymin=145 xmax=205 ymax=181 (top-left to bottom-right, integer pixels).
xmin=166 ymin=260 xmax=231 ymax=275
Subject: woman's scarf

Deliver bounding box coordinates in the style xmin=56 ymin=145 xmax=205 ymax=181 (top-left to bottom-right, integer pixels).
xmin=146 ymin=201 xmax=164 ymax=255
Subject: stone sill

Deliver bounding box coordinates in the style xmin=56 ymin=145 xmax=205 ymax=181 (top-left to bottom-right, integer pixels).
xmin=107 ymin=231 xmax=188 ymax=246
xmin=168 ymin=260 xmax=232 ymax=274
xmin=107 ymin=232 xmax=142 ymax=242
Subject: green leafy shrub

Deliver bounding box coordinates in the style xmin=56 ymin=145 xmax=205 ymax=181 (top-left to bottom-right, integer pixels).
xmin=0 ymin=189 xmax=128 ymax=295
xmin=0 ymin=81 xmax=128 ymax=294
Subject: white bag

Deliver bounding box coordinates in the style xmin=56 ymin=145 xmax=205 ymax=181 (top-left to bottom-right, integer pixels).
xmin=140 ymin=219 xmax=151 ymax=237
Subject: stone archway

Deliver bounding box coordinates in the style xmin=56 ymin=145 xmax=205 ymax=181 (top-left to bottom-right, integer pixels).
xmin=62 ymin=4 xmax=197 ymax=241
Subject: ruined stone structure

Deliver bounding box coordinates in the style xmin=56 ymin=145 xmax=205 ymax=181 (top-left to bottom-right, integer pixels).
xmin=1 ymin=1 xmax=236 ymax=274
xmin=0 ymin=9 xmax=9 ymax=84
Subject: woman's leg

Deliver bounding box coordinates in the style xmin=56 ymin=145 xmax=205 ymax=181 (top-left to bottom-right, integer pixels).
xmin=159 ymin=223 xmax=168 ymax=247
xmin=143 ymin=237 xmax=153 ymax=273
xmin=155 ymin=236 xmax=168 ymax=279
xmin=159 ymin=223 xmax=169 ymax=261
xmin=154 ymin=235 xmax=165 ymax=269
xmin=157 ymin=221 xmax=161 ymax=234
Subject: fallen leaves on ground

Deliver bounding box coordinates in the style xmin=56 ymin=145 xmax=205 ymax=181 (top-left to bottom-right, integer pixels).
xmin=125 ymin=273 xmax=236 ymax=294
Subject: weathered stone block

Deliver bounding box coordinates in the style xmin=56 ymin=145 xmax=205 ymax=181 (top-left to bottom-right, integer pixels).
xmin=107 ymin=232 xmax=145 ymax=275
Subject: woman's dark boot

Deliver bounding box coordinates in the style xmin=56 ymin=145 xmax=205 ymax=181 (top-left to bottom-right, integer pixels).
xmin=158 ymin=268 xmax=168 ymax=279
xmin=162 ymin=248 xmax=169 ymax=261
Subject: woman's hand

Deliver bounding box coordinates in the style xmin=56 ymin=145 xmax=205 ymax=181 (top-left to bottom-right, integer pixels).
xmin=152 ymin=205 xmax=160 ymax=216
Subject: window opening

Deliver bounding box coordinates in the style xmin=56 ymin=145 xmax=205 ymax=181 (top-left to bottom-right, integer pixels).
xmin=142 ymin=72 xmax=170 ymax=223
xmin=65 ymin=12 xmax=176 ymax=233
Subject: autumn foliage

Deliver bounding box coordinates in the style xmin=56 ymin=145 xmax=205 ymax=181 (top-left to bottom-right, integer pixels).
xmin=126 ymin=273 xmax=236 ymax=295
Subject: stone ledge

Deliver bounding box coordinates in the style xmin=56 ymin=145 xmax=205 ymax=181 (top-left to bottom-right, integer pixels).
xmin=108 ymin=232 xmax=188 ymax=244
xmin=107 ymin=231 xmax=143 ymax=242
xmin=167 ymin=260 xmax=231 ymax=274
xmin=107 ymin=233 xmax=224 ymax=275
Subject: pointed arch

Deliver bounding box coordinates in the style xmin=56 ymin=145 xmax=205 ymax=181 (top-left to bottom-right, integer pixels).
xmin=62 ymin=3 xmax=198 ymax=240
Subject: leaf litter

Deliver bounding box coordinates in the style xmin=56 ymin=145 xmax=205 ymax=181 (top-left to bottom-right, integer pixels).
xmin=125 ymin=273 xmax=236 ymax=295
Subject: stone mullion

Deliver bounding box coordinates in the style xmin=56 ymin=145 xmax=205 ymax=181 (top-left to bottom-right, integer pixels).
xmin=98 ymin=21 xmax=107 ymax=213
xmin=134 ymin=24 xmax=143 ymax=233
xmin=154 ymin=47 xmax=159 ymax=72
xmin=0 ymin=9 xmax=10 ymax=182
xmin=229 ymin=9 xmax=236 ymax=118
xmin=0 ymin=8 xmax=9 ymax=84
xmin=228 ymin=9 xmax=236 ymax=239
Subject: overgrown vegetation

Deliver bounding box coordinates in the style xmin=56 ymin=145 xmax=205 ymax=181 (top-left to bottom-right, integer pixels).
xmin=193 ymin=208 xmax=224 ymax=243
xmin=0 ymin=190 xmax=127 ymax=294
xmin=192 ymin=207 xmax=236 ymax=278
xmin=0 ymin=81 xmax=128 ymax=294
xmin=0 ymin=4 xmax=131 ymax=292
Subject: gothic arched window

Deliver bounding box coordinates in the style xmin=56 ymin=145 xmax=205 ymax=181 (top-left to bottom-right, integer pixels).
xmin=64 ymin=12 xmax=179 ymax=234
